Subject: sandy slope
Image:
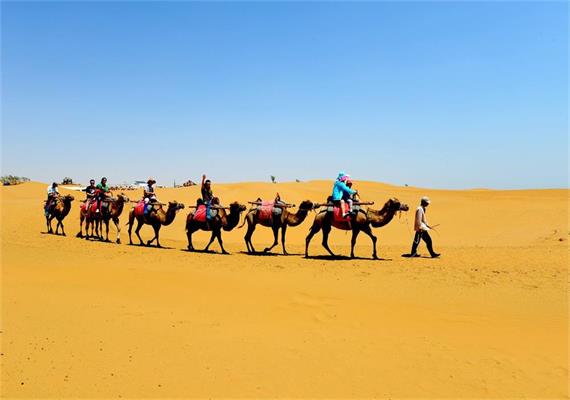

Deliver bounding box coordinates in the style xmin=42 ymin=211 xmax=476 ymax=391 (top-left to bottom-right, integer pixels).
xmin=1 ymin=181 xmax=568 ymax=398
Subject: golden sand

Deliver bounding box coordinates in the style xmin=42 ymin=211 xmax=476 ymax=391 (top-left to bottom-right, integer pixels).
xmin=1 ymin=181 xmax=568 ymax=398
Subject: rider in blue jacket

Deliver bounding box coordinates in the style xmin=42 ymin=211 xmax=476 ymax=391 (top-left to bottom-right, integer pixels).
xmin=332 ymin=172 xmax=357 ymax=218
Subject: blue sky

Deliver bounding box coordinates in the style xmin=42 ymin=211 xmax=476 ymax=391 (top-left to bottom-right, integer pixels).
xmin=1 ymin=1 xmax=567 ymax=189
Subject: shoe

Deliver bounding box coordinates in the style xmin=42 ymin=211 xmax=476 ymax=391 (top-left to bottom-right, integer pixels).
xmin=96 ymin=209 xmax=100 ymax=213
xmin=431 ymin=253 xmax=441 ymax=258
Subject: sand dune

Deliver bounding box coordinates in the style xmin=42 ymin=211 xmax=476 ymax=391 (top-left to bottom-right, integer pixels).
xmin=1 ymin=181 xmax=568 ymax=398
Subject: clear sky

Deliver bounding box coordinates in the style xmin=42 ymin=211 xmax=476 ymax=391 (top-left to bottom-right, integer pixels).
xmin=1 ymin=1 xmax=568 ymax=189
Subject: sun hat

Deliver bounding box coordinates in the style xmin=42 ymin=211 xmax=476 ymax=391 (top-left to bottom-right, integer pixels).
xmin=147 ymin=177 xmax=156 ymax=183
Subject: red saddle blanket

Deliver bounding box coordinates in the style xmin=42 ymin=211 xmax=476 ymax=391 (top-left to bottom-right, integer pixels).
xmin=258 ymin=201 xmax=275 ymax=223
xmin=332 ymin=203 xmax=352 ymax=230
xmin=81 ymin=201 xmax=98 ymax=213
xmin=193 ymin=205 xmax=207 ymax=222
xmin=133 ymin=200 xmax=145 ymax=217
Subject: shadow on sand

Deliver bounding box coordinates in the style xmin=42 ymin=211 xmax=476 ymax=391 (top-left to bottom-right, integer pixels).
xmin=181 ymin=248 xmax=230 ymax=255
xmin=305 ymin=255 xmax=391 ymax=261
xmin=238 ymin=251 xmax=303 ymax=257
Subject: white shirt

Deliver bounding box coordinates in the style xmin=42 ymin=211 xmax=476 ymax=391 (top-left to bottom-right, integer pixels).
xmin=414 ymin=206 xmax=429 ymax=231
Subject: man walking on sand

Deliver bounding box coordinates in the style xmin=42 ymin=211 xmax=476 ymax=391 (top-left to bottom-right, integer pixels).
xmin=410 ymin=196 xmax=440 ymax=258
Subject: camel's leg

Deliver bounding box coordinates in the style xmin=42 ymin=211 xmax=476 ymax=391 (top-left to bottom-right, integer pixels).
xmin=77 ymin=214 xmax=84 ymax=238
xmin=186 ymin=225 xmax=196 ymax=251
xmin=148 ymin=224 xmax=161 ymax=247
xmin=204 ymin=229 xmax=217 ymax=252
xmin=56 ymin=219 xmax=65 ymax=236
xmin=105 ymin=220 xmax=110 ymax=242
xmin=244 ymin=221 xmax=257 ymax=254
xmin=128 ymin=214 xmax=134 ymax=244
xmin=321 ymin=223 xmax=335 ymax=257
xmin=350 ymin=228 xmax=361 ymax=258
xmin=134 ymin=219 xmax=145 ymax=245
xmin=46 ymin=216 xmax=52 ymax=234
xmin=154 ymin=225 xmax=162 ymax=248
xmin=305 ymin=222 xmax=322 ymax=258
xmin=281 ymin=224 xmax=288 ymax=255
xmin=361 ymin=225 xmax=378 ymax=259
xmin=264 ymin=224 xmax=280 ymax=253
xmin=113 ymin=217 xmax=121 ymax=244
xmin=216 ymin=230 xmax=228 ymax=254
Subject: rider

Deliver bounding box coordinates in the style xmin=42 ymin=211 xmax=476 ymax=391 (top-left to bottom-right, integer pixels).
xmin=83 ymin=179 xmax=97 ymax=210
xmin=201 ymin=174 xmax=214 ymax=221
xmin=143 ymin=177 xmax=158 ymax=215
xmin=332 ymin=172 xmax=357 ymax=218
xmin=95 ymin=177 xmax=111 ymax=213
xmin=45 ymin=182 xmax=59 ymax=216
xmin=343 ymin=178 xmax=358 ymax=216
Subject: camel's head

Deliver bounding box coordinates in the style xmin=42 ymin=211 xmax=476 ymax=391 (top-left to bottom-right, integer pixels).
xmin=229 ymin=202 xmax=247 ymax=213
xmin=169 ymin=201 xmax=185 ymax=211
xmin=298 ymin=200 xmax=314 ymax=211
xmin=62 ymin=194 xmax=75 ymax=202
xmin=388 ymin=197 xmax=409 ymax=212
xmin=118 ymin=193 xmax=130 ymax=202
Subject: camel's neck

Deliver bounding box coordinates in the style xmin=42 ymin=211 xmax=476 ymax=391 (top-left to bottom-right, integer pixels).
xmin=369 ymin=205 xmax=398 ymax=228
xmin=223 ymin=209 xmax=242 ymax=231
xmin=160 ymin=207 xmax=178 ymax=225
xmin=112 ymin=197 xmax=125 ymax=217
xmin=286 ymin=208 xmax=309 ymax=226
xmin=59 ymin=199 xmax=72 ymax=216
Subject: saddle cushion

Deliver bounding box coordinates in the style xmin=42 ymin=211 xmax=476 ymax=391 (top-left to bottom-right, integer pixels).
xmin=332 ymin=203 xmax=352 ymax=230
xmin=81 ymin=201 xmax=99 ymax=213
xmin=193 ymin=204 xmax=207 ymax=222
xmin=133 ymin=200 xmax=145 ymax=217
xmin=258 ymin=201 xmax=275 ymax=223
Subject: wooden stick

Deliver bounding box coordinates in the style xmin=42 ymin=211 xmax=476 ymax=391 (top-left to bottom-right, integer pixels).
xmin=316 ymin=201 xmax=375 ymax=207
xmin=247 ymin=201 xmax=295 ymax=208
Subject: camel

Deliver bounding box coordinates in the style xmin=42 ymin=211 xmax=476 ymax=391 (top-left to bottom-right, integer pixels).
xmin=127 ymin=201 xmax=185 ymax=247
xmin=240 ymin=199 xmax=315 ymax=255
xmin=45 ymin=195 xmax=75 ymax=235
xmin=77 ymin=194 xmax=130 ymax=243
xmin=185 ymin=202 xmax=247 ymax=254
xmin=305 ymin=198 xmax=409 ymax=259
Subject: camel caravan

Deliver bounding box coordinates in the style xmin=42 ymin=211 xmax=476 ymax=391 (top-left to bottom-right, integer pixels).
xmin=42 ymin=172 xmax=441 ymax=259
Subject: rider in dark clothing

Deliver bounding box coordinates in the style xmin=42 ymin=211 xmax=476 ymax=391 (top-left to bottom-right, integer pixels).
xmin=83 ymin=179 xmax=97 ymax=209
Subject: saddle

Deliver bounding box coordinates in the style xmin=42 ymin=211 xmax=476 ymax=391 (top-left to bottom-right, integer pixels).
xmin=330 ymin=203 xmax=362 ymax=230
xmin=81 ymin=201 xmax=98 ymax=213
xmin=133 ymin=200 xmax=146 ymax=217
xmin=256 ymin=200 xmax=284 ymax=223
xmin=193 ymin=204 xmax=207 ymax=222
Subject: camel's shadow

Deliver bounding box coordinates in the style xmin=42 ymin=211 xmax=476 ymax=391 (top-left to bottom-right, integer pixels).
xmin=305 ymin=255 xmax=390 ymax=261
xmin=239 ymin=251 xmax=303 ymax=257
xmin=127 ymin=243 xmax=174 ymax=250
xmin=40 ymin=231 xmax=66 ymax=236
xmin=181 ymin=249 xmax=230 ymax=256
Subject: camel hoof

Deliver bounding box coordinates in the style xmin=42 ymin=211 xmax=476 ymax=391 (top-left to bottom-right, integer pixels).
xmin=62 ymin=233 xmax=66 ymax=237
xmin=116 ymin=239 xmax=121 ymax=244
xmin=222 ymin=251 xmax=230 ymax=255
xmin=76 ymin=233 xmax=82 ymax=238
xmin=263 ymin=248 xmax=270 ymax=253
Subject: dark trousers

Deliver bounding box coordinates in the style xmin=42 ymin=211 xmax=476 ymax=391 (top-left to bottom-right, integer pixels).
xmin=411 ymin=230 xmax=436 ymax=256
